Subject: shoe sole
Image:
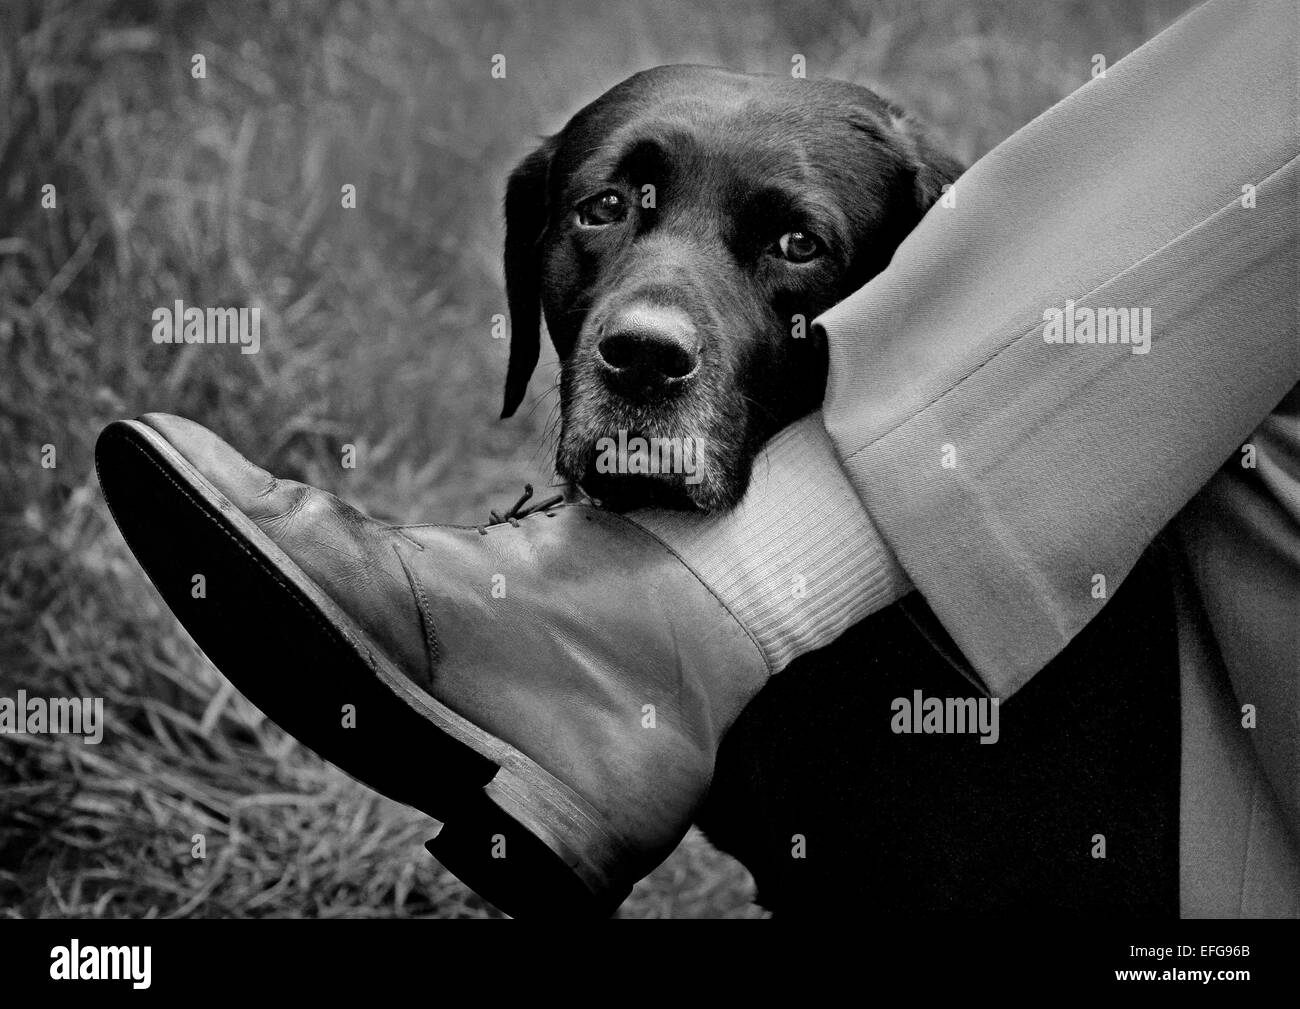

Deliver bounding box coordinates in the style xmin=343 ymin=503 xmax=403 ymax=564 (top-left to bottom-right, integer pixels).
xmin=95 ymin=419 xmax=636 ymax=918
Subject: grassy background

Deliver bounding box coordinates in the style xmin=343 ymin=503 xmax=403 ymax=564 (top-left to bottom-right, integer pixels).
xmin=0 ymin=0 xmax=1195 ymax=918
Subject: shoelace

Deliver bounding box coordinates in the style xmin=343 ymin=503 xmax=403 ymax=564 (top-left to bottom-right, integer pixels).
xmin=477 ymin=483 xmax=565 ymax=535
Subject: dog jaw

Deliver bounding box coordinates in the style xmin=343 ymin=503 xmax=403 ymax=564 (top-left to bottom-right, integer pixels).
xmin=555 ymin=352 xmax=753 ymax=513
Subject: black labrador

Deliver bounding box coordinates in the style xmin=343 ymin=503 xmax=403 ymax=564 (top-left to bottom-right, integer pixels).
xmin=500 ymin=65 xmax=1183 ymax=915
xmin=500 ymin=64 xmax=961 ymax=512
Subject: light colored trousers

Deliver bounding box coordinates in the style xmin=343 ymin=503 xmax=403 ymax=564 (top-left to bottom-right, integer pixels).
xmin=816 ymin=0 xmax=1298 ymax=915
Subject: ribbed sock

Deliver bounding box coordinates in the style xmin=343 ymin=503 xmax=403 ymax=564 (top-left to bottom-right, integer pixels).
xmin=630 ymin=411 xmax=912 ymax=673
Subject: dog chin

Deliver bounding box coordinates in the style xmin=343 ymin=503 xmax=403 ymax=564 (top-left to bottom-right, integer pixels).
xmin=556 ymin=440 xmax=744 ymax=513
xmin=574 ymin=468 xmax=741 ymax=513
xmin=555 ymin=404 xmax=751 ymax=512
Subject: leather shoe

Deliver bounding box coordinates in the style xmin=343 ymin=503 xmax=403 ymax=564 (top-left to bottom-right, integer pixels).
xmin=95 ymin=414 xmax=768 ymax=917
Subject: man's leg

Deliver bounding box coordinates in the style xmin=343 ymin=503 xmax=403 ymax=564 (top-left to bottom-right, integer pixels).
xmin=638 ymin=0 xmax=1298 ymax=699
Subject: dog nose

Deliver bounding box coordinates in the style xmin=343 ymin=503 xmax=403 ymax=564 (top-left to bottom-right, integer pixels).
xmin=597 ymin=306 xmax=700 ymax=395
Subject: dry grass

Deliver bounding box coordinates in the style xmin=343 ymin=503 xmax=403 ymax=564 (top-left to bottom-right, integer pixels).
xmin=0 ymin=0 xmax=1193 ymax=918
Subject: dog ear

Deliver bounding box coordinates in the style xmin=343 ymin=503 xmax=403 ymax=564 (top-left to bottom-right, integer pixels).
xmin=888 ymin=111 xmax=963 ymax=213
xmin=850 ymin=105 xmax=963 ymax=218
xmin=501 ymin=135 xmax=557 ymax=419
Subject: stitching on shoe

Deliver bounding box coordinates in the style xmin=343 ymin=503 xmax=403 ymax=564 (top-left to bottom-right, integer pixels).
xmin=389 ymin=526 xmax=425 ymax=551
xmin=578 ymin=506 xmax=774 ymax=677
xmin=393 ymin=543 xmax=440 ymax=689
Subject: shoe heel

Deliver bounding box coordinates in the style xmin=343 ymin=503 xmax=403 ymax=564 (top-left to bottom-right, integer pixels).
xmin=426 ymin=767 xmax=635 ymax=918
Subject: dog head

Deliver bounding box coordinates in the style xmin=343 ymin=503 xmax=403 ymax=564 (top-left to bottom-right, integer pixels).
xmin=502 ymin=65 xmax=961 ymax=512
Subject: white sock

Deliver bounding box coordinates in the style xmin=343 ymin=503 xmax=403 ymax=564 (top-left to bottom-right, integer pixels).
xmin=630 ymin=411 xmax=912 ymax=673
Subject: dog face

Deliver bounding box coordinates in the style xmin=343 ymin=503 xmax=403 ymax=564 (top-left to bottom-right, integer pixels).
xmin=502 ymin=65 xmax=961 ymax=512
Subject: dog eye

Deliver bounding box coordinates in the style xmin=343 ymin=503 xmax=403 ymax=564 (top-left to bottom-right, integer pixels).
xmin=776 ymin=231 xmax=823 ymax=263
xmin=576 ymin=191 xmax=628 ymax=227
